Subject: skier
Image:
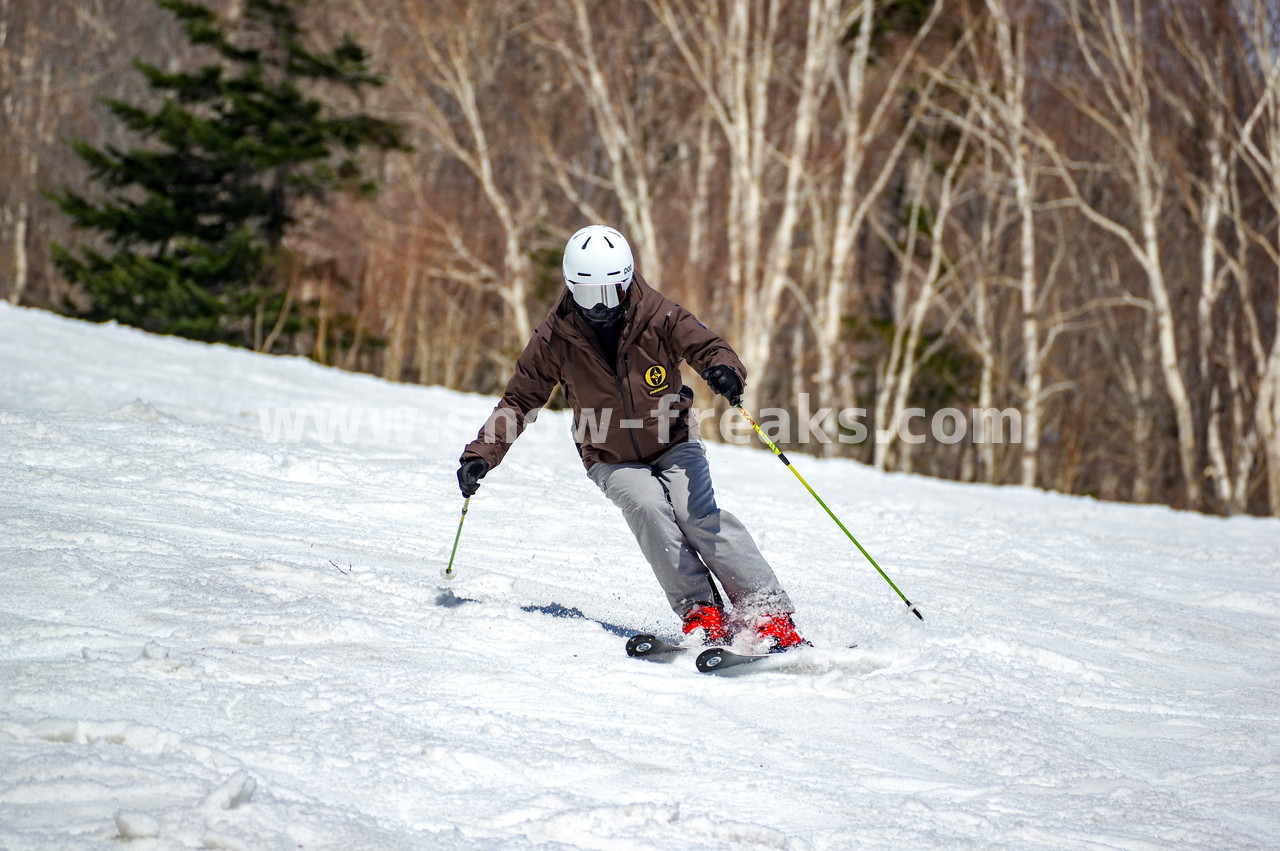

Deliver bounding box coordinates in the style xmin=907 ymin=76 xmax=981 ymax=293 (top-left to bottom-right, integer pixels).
xmin=456 ymin=225 xmax=805 ymax=651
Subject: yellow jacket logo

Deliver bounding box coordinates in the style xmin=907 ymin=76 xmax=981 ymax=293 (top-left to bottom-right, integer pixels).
xmin=644 ymin=364 xmax=669 ymax=394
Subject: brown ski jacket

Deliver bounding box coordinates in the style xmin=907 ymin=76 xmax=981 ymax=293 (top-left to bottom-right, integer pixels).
xmin=460 ymin=274 xmax=746 ymax=471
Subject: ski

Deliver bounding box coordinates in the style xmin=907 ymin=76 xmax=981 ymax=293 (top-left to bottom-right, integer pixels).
xmin=696 ymin=642 xmax=856 ymax=674
xmin=625 ymin=633 xmax=687 ymax=659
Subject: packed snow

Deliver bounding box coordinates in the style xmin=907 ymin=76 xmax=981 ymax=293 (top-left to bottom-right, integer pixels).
xmin=1 ymin=302 xmax=1278 ymax=849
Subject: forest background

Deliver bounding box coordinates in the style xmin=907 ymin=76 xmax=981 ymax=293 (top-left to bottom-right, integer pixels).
xmin=4 ymin=0 xmax=1280 ymax=518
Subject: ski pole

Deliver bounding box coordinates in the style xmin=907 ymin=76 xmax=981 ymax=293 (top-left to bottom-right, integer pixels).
xmin=735 ymin=404 xmax=923 ymax=620
xmin=441 ymin=497 xmax=470 ymax=581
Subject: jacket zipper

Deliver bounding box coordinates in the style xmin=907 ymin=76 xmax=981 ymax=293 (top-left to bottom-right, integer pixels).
xmin=578 ymin=314 xmax=645 ymax=460
xmin=618 ymin=351 xmax=643 ymax=459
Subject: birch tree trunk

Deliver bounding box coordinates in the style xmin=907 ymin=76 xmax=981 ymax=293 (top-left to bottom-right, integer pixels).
xmin=982 ymin=0 xmax=1044 ymax=488
xmin=10 ymin=203 xmax=28 ymax=305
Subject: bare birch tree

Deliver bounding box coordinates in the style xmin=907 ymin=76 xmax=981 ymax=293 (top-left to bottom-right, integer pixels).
xmin=527 ymin=2 xmax=666 ymax=289
xmin=644 ymin=0 xmax=828 ymax=412
xmin=1234 ymin=0 xmax=1280 ymax=516
xmin=1161 ymin=0 xmax=1261 ymax=514
xmin=1043 ymin=0 xmax=1202 ymax=508
xmin=375 ymin=0 xmax=544 ymax=353
xmin=804 ymin=0 xmax=946 ymax=454
xmin=872 ymin=116 xmax=974 ymax=470
xmin=934 ymin=0 xmax=1047 ymax=485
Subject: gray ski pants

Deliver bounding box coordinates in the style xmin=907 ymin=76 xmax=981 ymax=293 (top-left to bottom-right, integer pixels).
xmin=587 ymin=440 xmax=793 ymax=618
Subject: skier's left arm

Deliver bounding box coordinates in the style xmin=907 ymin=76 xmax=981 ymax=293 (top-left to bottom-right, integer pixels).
xmin=664 ymin=303 xmax=747 ymax=402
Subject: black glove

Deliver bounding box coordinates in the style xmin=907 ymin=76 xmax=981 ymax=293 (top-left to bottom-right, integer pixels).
xmin=457 ymin=457 xmax=489 ymax=497
xmin=701 ymin=365 xmax=743 ymax=406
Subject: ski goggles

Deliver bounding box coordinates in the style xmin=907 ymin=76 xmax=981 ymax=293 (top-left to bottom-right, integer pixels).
xmin=567 ymin=280 xmax=629 ymax=309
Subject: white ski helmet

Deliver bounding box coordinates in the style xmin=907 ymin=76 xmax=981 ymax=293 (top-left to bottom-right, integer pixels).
xmin=562 ymin=225 xmax=634 ymax=309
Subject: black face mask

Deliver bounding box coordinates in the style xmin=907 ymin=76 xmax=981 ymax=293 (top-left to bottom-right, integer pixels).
xmin=579 ymin=301 xmax=626 ymax=328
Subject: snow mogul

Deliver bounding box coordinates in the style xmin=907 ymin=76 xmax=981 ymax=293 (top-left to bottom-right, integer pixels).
xmin=456 ymin=225 xmax=805 ymax=652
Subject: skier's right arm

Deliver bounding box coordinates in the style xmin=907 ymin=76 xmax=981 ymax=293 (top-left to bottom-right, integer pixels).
xmin=458 ymin=326 xmax=559 ymax=481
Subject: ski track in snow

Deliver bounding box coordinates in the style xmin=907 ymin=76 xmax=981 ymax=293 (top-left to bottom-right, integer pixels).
xmin=1 ymin=303 xmax=1278 ymax=849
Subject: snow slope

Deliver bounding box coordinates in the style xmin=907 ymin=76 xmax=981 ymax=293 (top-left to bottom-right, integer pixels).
xmin=1 ymin=302 xmax=1278 ymax=850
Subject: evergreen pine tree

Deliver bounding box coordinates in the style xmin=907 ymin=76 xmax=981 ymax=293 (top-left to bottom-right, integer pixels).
xmin=50 ymin=0 xmax=406 ymax=346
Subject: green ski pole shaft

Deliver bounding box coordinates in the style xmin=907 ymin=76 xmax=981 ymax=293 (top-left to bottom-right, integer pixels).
xmin=441 ymin=497 xmax=470 ymax=581
xmin=736 ymin=404 xmax=923 ymax=620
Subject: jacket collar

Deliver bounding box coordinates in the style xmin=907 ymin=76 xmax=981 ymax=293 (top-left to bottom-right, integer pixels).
xmin=551 ymin=273 xmax=660 ymax=354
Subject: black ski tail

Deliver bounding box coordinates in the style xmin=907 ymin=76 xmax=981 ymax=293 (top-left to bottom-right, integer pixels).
xmin=626 ymin=633 xmax=687 ymax=659
xmin=695 ymin=646 xmax=772 ymax=673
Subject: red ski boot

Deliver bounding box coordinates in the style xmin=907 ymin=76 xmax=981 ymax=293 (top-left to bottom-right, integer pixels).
xmin=756 ymin=612 xmax=809 ymax=652
xmin=682 ymin=603 xmax=730 ymax=645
